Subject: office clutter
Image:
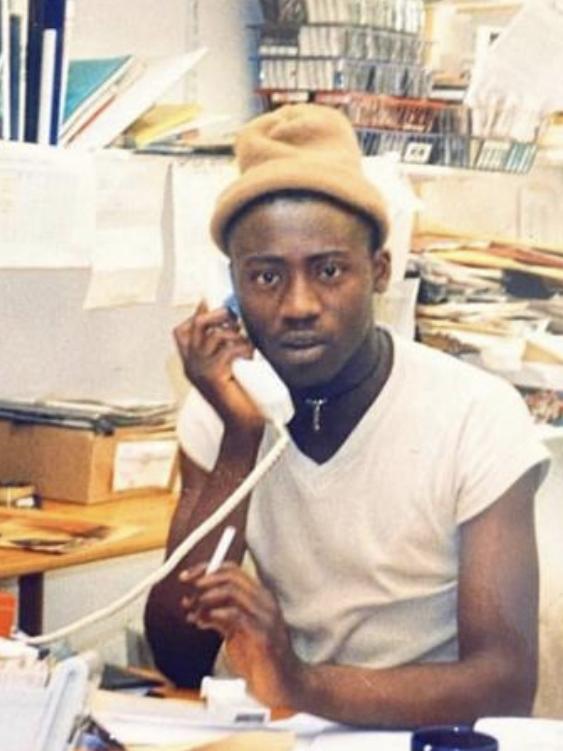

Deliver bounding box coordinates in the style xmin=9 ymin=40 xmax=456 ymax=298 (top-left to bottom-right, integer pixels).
xmin=2 ymin=642 xmax=563 ymax=751
xmin=0 ymin=399 xmax=178 ymax=503
xmin=410 ymin=233 xmax=563 ymax=429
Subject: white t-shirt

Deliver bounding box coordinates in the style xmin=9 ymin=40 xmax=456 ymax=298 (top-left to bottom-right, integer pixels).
xmin=177 ymin=334 xmax=550 ymax=669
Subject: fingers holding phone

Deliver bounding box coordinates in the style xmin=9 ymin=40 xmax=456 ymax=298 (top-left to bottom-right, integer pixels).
xmin=174 ymin=301 xmax=264 ymax=430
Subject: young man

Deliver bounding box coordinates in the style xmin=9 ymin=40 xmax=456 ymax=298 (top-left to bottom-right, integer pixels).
xmin=145 ymin=104 xmax=549 ymax=727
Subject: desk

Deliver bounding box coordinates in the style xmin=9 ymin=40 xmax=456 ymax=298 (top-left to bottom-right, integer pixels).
xmin=0 ymin=493 xmax=177 ymax=635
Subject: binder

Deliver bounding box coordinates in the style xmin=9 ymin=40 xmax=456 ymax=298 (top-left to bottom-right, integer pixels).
xmin=0 ymin=0 xmax=10 ymax=139
xmin=23 ymin=0 xmax=46 ymax=142
xmin=8 ymin=10 xmax=20 ymax=140
xmin=43 ymin=0 xmax=66 ymax=144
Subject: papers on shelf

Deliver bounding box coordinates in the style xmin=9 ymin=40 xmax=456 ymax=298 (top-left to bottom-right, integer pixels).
xmin=0 ymin=141 xmax=95 ymax=268
xmin=83 ymin=150 xmax=168 ymax=309
xmin=466 ymin=0 xmax=563 ymax=140
xmin=171 ymin=159 xmax=236 ymax=307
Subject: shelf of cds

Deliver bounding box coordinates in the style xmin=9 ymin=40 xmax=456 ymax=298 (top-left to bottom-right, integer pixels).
xmin=253 ymin=0 xmax=542 ymax=174
xmin=257 ymin=89 xmax=538 ymax=173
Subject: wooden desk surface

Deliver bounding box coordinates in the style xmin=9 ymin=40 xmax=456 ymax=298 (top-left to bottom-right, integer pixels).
xmin=0 ymin=492 xmax=177 ymax=579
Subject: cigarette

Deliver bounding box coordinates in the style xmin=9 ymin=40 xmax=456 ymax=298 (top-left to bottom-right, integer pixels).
xmin=206 ymin=526 xmax=237 ymax=574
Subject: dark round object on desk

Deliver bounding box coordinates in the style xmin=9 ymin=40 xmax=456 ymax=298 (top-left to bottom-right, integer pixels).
xmin=411 ymin=725 xmax=498 ymax=751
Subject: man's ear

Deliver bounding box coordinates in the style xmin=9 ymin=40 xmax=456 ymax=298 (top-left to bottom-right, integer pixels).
xmin=371 ymin=249 xmax=391 ymax=294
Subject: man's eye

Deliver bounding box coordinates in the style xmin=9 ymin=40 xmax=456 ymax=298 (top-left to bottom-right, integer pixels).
xmin=319 ymin=263 xmax=342 ymax=281
xmin=253 ymin=270 xmax=280 ymax=287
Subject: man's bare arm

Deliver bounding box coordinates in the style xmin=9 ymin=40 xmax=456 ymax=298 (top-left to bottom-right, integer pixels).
xmin=144 ymin=432 xmax=262 ymax=686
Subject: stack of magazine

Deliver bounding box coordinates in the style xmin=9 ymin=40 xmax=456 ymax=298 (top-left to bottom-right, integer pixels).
xmin=0 ymin=398 xmax=176 ymax=435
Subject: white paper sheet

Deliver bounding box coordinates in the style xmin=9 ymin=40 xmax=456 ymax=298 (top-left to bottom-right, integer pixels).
xmin=466 ymin=0 xmax=563 ymax=140
xmin=92 ymin=689 xmax=287 ymax=747
xmin=171 ymin=158 xmax=236 ymax=307
xmin=310 ymin=728 xmax=411 ymax=750
xmin=362 ymin=155 xmax=421 ymax=283
xmin=0 ymin=142 xmax=95 ymax=268
xmin=475 ymin=716 xmax=563 ymax=751
xmin=112 ymin=438 xmax=177 ymax=491
xmin=83 ymin=151 xmax=167 ymax=309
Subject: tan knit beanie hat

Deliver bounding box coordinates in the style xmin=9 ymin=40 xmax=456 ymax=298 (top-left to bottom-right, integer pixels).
xmin=210 ymin=104 xmax=390 ymax=254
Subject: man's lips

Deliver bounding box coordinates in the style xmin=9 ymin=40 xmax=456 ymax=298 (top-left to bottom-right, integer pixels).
xmin=276 ymin=334 xmax=328 ymax=364
xmin=279 ymin=333 xmax=327 ymax=350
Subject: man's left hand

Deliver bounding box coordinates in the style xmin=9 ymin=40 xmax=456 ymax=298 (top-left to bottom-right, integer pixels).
xmin=179 ymin=562 xmax=302 ymax=708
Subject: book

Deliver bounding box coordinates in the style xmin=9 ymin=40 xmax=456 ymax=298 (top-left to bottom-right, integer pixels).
xmin=12 ymin=0 xmax=29 ymax=141
xmin=60 ymin=82 xmax=119 ymax=145
xmin=69 ymin=47 xmax=207 ymax=149
xmin=123 ymin=101 xmax=201 ymax=148
xmin=62 ymin=54 xmax=135 ymax=128
xmin=8 ymin=8 xmax=20 ymax=140
xmin=0 ymin=0 xmax=10 ymax=139
xmin=23 ymin=0 xmax=46 ymax=142
xmin=43 ymin=0 xmax=67 ymax=144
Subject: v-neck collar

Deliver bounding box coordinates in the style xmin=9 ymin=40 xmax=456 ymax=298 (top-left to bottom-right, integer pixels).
xmin=281 ymin=331 xmax=403 ymax=485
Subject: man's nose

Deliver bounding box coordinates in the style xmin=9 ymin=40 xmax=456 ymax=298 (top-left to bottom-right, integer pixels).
xmin=279 ymin=274 xmax=321 ymax=322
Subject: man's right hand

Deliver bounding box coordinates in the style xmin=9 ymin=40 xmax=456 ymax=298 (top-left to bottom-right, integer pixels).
xmin=174 ymin=302 xmax=265 ymax=432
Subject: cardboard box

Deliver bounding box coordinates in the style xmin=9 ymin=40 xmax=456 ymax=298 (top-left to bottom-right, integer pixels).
xmin=0 ymin=420 xmax=179 ymax=504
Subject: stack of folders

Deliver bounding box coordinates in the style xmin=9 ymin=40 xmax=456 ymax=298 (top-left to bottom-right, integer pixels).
xmin=0 ymin=640 xmax=92 ymax=751
xmin=0 ymin=0 xmax=207 ymax=148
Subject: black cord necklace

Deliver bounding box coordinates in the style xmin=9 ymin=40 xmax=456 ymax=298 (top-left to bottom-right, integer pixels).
xmin=295 ymin=329 xmax=389 ymax=434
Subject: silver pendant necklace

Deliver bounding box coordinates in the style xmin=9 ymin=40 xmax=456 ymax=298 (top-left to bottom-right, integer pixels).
xmin=304 ymin=397 xmax=328 ymax=433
